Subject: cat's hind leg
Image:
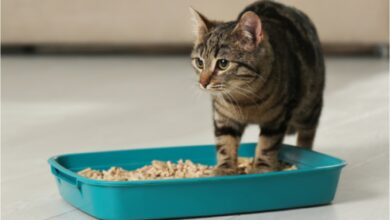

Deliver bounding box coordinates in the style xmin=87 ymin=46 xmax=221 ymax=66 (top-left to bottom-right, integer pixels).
xmin=297 ymin=127 xmax=316 ymax=149
xmin=294 ymin=99 xmax=322 ymax=149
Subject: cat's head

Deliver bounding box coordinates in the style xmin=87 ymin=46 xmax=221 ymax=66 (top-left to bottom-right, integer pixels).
xmin=190 ymin=8 xmax=265 ymax=95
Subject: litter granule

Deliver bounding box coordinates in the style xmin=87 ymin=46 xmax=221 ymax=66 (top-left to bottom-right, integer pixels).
xmin=78 ymin=158 xmax=297 ymax=181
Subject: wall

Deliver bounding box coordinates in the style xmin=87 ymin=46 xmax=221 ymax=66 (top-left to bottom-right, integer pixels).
xmin=2 ymin=0 xmax=389 ymax=45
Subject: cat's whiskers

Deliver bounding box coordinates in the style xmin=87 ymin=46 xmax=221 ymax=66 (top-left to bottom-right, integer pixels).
xmin=229 ymin=84 xmax=263 ymax=109
xmin=222 ymin=90 xmax=245 ymax=121
xmin=208 ymin=83 xmax=224 ymax=89
xmin=233 ymin=89 xmax=260 ymax=109
xmin=190 ymin=82 xmax=206 ymax=100
xmin=232 ymin=87 xmax=257 ymax=100
xmin=233 ymin=85 xmax=257 ymax=98
xmin=231 ymin=83 xmax=258 ymax=98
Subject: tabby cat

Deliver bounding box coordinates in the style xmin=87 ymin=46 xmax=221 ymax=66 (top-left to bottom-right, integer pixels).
xmin=190 ymin=0 xmax=325 ymax=175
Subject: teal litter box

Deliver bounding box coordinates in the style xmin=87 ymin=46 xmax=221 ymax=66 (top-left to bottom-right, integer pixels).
xmin=48 ymin=143 xmax=346 ymax=220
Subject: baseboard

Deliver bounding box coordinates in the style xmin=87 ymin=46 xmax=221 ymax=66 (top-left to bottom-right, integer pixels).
xmin=2 ymin=43 xmax=389 ymax=57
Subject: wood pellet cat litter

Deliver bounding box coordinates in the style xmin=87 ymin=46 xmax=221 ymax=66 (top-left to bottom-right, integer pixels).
xmin=78 ymin=158 xmax=297 ymax=181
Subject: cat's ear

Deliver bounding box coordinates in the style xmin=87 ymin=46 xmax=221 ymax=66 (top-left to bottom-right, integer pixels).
xmin=190 ymin=7 xmax=213 ymax=42
xmin=234 ymin=11 xmax=264 ymax=51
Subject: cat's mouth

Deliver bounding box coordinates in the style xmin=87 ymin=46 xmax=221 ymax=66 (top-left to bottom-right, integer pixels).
xmin=199 ymin=83 xmax=226 ymax=93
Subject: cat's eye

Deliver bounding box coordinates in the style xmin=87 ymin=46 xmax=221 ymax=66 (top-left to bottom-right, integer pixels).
xmin=217 ymin=59 xmax=230 ymax=70
xmin=194 ymin=58 xmax=204 ymax=69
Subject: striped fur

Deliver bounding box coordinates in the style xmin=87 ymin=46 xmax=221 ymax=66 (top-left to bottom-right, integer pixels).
xmin=191 ymin=0 xmax=325 ymax=175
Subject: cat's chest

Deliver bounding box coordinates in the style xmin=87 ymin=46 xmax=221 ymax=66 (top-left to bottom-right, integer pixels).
xmin=214 ymin=100 xmax=272 ymax=124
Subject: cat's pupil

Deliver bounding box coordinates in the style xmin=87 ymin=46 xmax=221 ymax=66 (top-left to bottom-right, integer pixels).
xmin=196 ymin=58 xmax=204 ymax=69
xmin=217 ymin=59 xmax=229 ymax=70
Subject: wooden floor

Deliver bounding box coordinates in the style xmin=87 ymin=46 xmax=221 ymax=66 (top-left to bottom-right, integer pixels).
xmin=2 ymin=56 xmax=388 ymax=220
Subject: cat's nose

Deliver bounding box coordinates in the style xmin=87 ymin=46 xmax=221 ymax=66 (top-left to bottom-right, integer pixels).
xmin=199 ymin=81 xmax=209 ymax=89
xmin=199 ymin=76 xmax=211 ymax=89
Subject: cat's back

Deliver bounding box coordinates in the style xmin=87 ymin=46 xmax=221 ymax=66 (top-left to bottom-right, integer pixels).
xmin=239 ymin=0 xmax=323 ymax=67
xmin=239 ymin=0 xmax=317 ymax=40
xmin=239 ymin=0 xmax=312 ymax=24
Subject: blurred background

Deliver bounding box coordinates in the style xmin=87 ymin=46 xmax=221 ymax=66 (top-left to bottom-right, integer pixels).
xmin=2 ymin=0 xmax=389 ymax=54
xmin=2 ymin=1 xmax=389 ymax=220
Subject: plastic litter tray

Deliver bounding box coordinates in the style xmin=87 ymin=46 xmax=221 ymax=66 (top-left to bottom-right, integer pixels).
xmin=48 ymin=143 xmax=346 ymax=220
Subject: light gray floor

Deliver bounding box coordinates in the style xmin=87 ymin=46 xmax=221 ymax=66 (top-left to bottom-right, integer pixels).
xmin=2 ymin=55 xmax=389 ymax=220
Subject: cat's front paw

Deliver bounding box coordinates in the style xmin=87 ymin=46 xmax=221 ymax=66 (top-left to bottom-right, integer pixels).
xmin=248 ymin=162 xmax=280 ymax=174
xmin=248 ymin=166 xmax=274 ymax=174
xmin=213 ymin=165 xmax=238 ymax=176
